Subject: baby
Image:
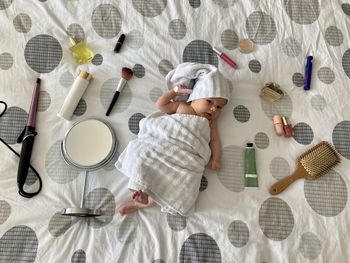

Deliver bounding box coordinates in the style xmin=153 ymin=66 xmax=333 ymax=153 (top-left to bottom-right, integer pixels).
xmin=116 ymin=63 xmax=230 ymax=216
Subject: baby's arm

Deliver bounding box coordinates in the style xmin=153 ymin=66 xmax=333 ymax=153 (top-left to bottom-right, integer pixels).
xmin=209 ymin=119 xmax=222 ymax=170
xmin=156 ymin=89 xmax=181 ymax=114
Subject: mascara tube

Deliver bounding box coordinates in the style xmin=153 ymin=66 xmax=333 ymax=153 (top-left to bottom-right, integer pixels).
xmin=244 ymin=143 xmax=258 ymax=189
xmin=304 ymin=55 xmax=313 ymax=91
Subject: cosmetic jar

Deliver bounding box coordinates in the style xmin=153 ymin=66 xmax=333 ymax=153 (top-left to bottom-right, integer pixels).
xmin=273 ymin=115 xmax=284 ymax=136
xmin=239 ymin=39 xmax=254 ymax=53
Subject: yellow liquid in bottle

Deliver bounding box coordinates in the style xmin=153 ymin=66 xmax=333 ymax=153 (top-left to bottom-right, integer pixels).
xmin=69 ymin=42 xmax=94 ymax=65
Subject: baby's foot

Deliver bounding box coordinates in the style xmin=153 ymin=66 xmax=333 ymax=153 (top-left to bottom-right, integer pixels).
xmin=118 ymin=200 xmax=140 ymax=216
xmin=132 ymin=190 xmax=149 ymax=204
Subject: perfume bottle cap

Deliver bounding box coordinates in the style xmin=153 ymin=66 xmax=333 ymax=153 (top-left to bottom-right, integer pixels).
xmin=69 ymin=37 xmax=77 ymax=46
xmin=79 ymin=70 xmax=92 ymax=81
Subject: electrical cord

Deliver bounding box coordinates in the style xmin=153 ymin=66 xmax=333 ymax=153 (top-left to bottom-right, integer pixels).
xmin=0 ymin=100 xmax=42 ymax=198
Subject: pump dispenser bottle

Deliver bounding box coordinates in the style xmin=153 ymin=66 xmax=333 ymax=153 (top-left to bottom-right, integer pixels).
xmin=69 ymin=37 xmax=94 ymax=65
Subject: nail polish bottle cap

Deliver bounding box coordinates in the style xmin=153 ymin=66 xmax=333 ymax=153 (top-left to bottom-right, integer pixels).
xmin=282 ymin=116 xmax=288 ymax=125
xmin=273 ymin=115 xmax=282 ymax=124
xmin=246 ymin=143 xmax=253 ymax=147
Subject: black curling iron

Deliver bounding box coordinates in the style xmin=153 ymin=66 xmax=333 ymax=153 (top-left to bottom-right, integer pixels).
xmin=16 ymin=78 xmax=42 ymax=198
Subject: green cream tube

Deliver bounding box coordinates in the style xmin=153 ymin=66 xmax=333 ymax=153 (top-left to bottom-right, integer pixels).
xmin=244 ymin=143 xmax=258 ymax=189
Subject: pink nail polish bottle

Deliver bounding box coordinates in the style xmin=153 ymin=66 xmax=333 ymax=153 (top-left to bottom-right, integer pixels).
xmin=282 ymin=116 xmax=293 ymax=137
xmin=273 ymin=115 xmax=284 ymax=136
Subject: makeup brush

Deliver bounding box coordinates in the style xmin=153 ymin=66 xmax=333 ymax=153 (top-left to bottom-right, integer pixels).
xmin=106 ymin=67 xmax=133 ymax=116
xmin=269 ymin=141 xmax=340 ymax=195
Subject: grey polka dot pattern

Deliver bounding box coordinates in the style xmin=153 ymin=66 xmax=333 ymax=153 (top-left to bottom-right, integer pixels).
xmin=254 ymin=132 xmax=269 ymax=149
xmin=116 ymin=216 xmax=137 ymax=243
xmin=179 ymin=233 xmax=221 ymax=263
xmin=24 ymin=34 xmax=62 ymax=73
xmin=218 ymin=145 xmax=245 ymax=192
xmin=270 ymin=157 xmax=290 ymax=180
xmin=133 ymin=64 xmax=145 ymax=78
xmin=128 ymin=113 xmax=146 ymax=134
xmin=92 ymin=54 xmax=103 ymax=65
xmin=249 ymin=60 xmax=261 ymax=73
xmin=281 ymin=37 xmax=301 ymax=57
xmin=24 ymin=169 xmax=37 ymax=185
xmin=150 ymin=87 xmax=163 ymax=102
xmin=37 ymin=90 xmax=51 ymax=112
xmin=100 ymin=78 xmax=132 ymax=114
xmin=246 ymin=11 xmax=276 ymax=45
xmin=292 ymin=72 xmax=304 ymax=87
xmin=67 ymin=23 xmax=85 ymax=42
xmin=325 ymin=26 xmax=343 ymax=46
xmin=132 ymin=0 xmax=167 ymax=17
xmin=284 ymin=0 xmax=320 ymax=25
xmin=261 ymin=93 xmax=293 ymax=119
xmin=292 ymin=122 xmax=314 ymax=145
xmin=0 ymin=200 xmax=11 ymax=225
xmin=0 ymin=0 xmax=13 ymax=10
xmin=48 ymin=212 xmax=73 ymax=237
xmin=71 ymin=250 xmax=86 ymax=263
xmin=73 ymin=99 xmax=87 ymax=116
xmin=259 ymin=197 xmax=294 ymax=241
xmin=311 ymin=95 xmax=326 ymax=111
xmin=127 ymin=30 xmax=144 ymax=49
xmin=59 ymin=71 xmax=75 ymax=87
xmin=0 ymin=52 xmax=13 ymax=70
xmin=233 ymin=105 xmax=250 ymax=123
xmin=221 ymin=29 xmax=239 ymax=50
xmin=305 ymin=170 xmax=348 ymax=217
xmin=199 ymin=176 xmax=208 ymax=191
xmin=169 ymin=19 xmax=187 ymax=40
xmin=0 ymin=106 xmax=27 ymax=144
xmin=317 ymin=67 xmax=335 ymax=84
xmin=183 ymin=40 xmax=218 ymax=67
xmin=0 ymin=225 xmax=38 ymax=262
xmin=212 ymin=0 xmax=238 ymax=8
xmin=85 ymin=188 xmax=116 ymax=228
xmin=158 ymin=59 xmax=174 ymax=77
xmin=167 ymin=213 xmax=187 ymax=231
xmin=13 ymin=13 xmax=32 ymax=33
xmin=92 ymin=4 xmax=122 ymax=39
xmin=189 ymin=0 xmax=200 ymax=8
xmin=227 ymin=220 xmax=249 ymax=248
xmin=342 ymin=49 xmax=350 ymax=79
xmin=45 ymin=141 xmax=80 ymax=184
xmin=342 ymin=3 xmax=350 ymax=16
xmin=299 ymin=232 xmax=322 ymax=260
xmin=332 ymin=121 xmax=350 ymax=159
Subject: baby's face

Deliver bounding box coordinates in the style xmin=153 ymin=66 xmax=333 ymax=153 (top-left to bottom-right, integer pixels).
xmin=190 ymin=98 xmax=227 ymax=120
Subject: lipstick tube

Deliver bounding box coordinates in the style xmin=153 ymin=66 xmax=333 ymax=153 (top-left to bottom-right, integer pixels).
xmin=212 ymin=47 xmax=237 ymax=69
xmin=282 ymin=116 xmax=293 ymax=137
xmin=114 ymin=34 xmax=125 ymax=53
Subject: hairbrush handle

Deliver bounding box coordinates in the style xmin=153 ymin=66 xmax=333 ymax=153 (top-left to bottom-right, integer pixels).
xmin=269 ymin=165 xmax=305 ymax=195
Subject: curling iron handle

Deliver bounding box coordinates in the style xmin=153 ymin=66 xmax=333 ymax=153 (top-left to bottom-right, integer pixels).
xmin=17 ymin=129 xmax=35 ymax=188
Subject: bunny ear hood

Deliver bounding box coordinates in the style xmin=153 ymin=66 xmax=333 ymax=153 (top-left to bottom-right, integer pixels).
xmin=165 ymin=62 xmax=231 ymax=102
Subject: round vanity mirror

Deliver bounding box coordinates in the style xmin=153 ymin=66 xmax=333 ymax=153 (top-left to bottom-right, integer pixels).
xmin=60 ymin=119 xmax=117 ymax=217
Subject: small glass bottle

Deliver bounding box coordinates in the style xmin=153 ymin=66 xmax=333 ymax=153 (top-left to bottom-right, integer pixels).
xmin=69 ymin=37 xmax=94 ymax=65
xmin=282 ymin=116 xmax=293 ymax=137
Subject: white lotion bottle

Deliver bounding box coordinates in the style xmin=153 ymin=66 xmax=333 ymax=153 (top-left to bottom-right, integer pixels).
xmin=57 ymin=70 xmax=92 ymax=121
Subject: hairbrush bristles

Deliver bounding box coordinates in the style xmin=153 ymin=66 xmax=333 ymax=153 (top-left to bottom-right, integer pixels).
xmin=299 ymin=141 xmax=340 ymax=178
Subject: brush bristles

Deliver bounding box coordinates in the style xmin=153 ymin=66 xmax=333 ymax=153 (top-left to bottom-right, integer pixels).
xmin=299 ymin=141 xmax=340 ymax=178
xmin=122 ymin=67 xmax=133 ymax=80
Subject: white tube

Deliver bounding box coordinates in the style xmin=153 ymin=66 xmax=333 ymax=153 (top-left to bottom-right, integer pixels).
xmin=57 ymin=71 xmax=92 ymax=121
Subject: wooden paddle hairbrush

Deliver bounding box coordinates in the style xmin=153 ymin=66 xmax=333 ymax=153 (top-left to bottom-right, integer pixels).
xmin=269 ymin=141 xmax=340 ymax=195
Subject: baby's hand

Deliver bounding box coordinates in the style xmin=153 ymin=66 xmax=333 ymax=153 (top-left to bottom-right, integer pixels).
xmin=209 ymin=160 xmax=221 ymax=170
xmin=173 ymin=84 xmax=192 ymax=96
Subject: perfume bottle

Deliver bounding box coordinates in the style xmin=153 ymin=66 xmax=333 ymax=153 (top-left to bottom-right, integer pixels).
xmin=69 ymin=37 xmax=94 ymax=65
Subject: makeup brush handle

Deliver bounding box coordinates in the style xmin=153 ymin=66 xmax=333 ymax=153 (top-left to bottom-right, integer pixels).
xmin=269 ymin=165 xmax=305 ymax=195
xmin=106 ymin=91 xmax=120 ymax=116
